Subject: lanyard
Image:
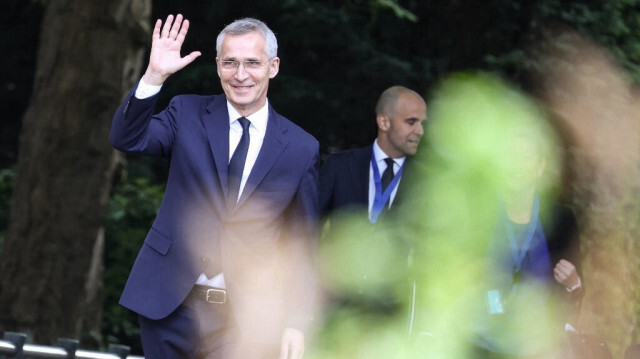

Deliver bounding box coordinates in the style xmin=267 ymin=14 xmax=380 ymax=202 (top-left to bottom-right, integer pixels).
xmin=370 ymin=152 xmax=403 ymax=223
xmin=505 ymin=195 xmax=540 ymax=273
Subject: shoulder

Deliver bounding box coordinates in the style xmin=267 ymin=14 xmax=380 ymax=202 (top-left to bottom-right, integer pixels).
xmin=542 ymin=203 xmax=576 ymax=228
xmin=271 ymin=109 xmax=319 ymax=152
xmin=170 ymin=93 xmax=225 ymax=108
xmin=541 ymin=202 xmax=578 ymax=247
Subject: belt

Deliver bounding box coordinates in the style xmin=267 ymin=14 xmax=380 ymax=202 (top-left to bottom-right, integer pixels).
xmin=189 ymin=285 xmax=227 ymax=304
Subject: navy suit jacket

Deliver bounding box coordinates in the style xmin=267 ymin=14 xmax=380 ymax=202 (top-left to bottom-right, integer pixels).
xmin=319 ymin=145 xmax=412 ymax=219
xmin=110 ymin=86 xmax=319 ymax=330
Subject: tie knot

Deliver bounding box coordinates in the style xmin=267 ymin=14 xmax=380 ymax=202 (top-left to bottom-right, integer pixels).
xmin=384 ymin=157 xmax=395 ymax=170
xmin=237 ymin=117 xmax=250 ymax=131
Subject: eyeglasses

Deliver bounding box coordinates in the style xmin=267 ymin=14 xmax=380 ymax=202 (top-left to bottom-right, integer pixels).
xmin=217 ymin=58 xmax=274 ymax=71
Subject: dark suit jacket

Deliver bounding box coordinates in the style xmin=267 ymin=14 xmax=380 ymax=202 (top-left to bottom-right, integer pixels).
xmin=541 ymin=204 xmax=584 ymax=305
xmin=318 ymin=145 xmax=416 ymax=314
xmin=319 ymin=145 xmax=412 ymax=219
xmin=110 ymin=85 xmax=319 ymax=331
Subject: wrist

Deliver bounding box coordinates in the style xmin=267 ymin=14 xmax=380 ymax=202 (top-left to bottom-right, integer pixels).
xmin=566 ymin=277 xmax=582 ymax=292
xmin=142 ymin=70 xmax=168 ymax=86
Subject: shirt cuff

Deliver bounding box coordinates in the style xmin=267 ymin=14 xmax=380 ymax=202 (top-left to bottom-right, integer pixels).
xmin=134 ymin=77 xmax=162 ymax=99
xmin=566 ymin=277 xmax=582 ymax=292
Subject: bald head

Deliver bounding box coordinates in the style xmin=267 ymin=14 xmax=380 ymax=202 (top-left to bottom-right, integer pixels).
xmin=375 ymin=86 xmax=424 ymax=117
xmin=375 ymin=86 xmax=427 ymax=158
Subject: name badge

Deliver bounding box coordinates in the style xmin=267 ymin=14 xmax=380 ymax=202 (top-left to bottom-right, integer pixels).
xmin=487 ymin=290 xmax=504 ymax=314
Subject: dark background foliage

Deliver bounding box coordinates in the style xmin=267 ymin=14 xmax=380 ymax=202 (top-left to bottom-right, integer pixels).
xmin=2 ymin=0 xmax=640 ymax=354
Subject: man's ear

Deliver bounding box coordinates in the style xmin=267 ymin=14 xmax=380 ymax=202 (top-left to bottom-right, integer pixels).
xmin=215 ymin=57 xmax=222 ymax=78
xmin=269 ymin=57 xmax=280 ymax=78
xmin=377 ymin=114 xmax=390 ymax=131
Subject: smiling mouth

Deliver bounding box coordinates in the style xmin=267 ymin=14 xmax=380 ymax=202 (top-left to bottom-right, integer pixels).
xmin=233 ymin=84 xmax=253 ymax=92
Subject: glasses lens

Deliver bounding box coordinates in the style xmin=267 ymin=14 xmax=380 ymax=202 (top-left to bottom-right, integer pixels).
xmin=221 ymin=60 xmax=237 ymax=70
xmin=244 ymin=60 xmax=262 ymax=69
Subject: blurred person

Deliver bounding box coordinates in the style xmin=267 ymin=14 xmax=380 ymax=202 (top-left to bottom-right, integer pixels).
xmin=110 ymin=14 xmax=318 ymax=359
xmin=400 ymin=73 xmax=585 ymax=359
xmin=473 ymin=124 xmax=584 ymax=358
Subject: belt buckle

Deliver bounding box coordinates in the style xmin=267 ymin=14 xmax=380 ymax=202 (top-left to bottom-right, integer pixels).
xmin=205 ymin=288 xmax=226 ymax=304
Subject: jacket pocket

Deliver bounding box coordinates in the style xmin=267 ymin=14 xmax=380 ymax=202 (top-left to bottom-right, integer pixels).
xmin=144 ymin=227 xmax=173 ymax=255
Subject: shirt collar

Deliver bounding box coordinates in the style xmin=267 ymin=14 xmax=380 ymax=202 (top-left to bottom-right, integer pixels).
xmin=373 ymin=139 xmax=406 ymax=166
xmin=227 ymin=100 xmax=269 ymax=134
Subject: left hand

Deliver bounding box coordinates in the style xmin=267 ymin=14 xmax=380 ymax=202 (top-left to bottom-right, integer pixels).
xmin=554 ymin=259 xmax=580 ymax=289
xmin=279 ymin=327 xmax=305 ymax=359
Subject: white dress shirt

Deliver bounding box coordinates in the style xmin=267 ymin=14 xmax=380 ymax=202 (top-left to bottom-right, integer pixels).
xmin=368 ymin=139 xmax=406 ymax=219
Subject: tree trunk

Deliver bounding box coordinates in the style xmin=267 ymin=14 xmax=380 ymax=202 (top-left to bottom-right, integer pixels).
xmin=0 ymin=0 xmax=150 ymax=346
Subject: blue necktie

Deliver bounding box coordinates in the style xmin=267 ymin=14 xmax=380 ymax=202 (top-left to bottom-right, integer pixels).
xmin=228 ymin=117 xmax=250 ymax=205
xmin=381 ymin=157 xmax=395 ymax=192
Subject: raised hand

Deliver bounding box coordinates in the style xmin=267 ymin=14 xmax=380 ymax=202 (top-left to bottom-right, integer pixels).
xmin=143 ymin=14 xmax=202 ymax=86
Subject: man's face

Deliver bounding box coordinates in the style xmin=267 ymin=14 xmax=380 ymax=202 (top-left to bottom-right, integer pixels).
xmin=216 ymin=32 xmax=279 ymax=116
xmin=382 ymin=94 xmax=427 ymax=157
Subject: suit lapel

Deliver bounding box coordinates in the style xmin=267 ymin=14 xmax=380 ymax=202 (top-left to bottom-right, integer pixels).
xmin=236 ymin=106 xmax=287 ymax=208
xmin=202 ymin=97 xmax=231 ymax=200
xmin=394 ymin=156 xmax=411 ymax=206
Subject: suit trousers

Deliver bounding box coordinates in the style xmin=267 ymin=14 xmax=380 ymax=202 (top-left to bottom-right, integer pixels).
xmin=138 ymin=290 xmax=238 ymax=359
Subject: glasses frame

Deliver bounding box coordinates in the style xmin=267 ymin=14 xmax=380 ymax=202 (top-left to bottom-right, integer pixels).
xmin=217 ymin=57 xmax=276 ymax=71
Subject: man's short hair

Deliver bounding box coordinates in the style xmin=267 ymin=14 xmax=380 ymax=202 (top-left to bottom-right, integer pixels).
xmin=216 ymin=18 xmax=278 ymax=59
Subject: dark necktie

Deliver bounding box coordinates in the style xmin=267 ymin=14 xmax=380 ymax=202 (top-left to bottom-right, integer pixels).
xmin=228 ymin=117 xmax=250 ymax=205
xmin=381 ymin=157 xmax=395 ymax=192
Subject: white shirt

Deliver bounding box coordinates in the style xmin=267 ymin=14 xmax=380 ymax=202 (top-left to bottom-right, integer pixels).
xmin=368 ymin=139 xmax=406 ymax=219
xmin=135 ymin=78 xmax=269 ymax=288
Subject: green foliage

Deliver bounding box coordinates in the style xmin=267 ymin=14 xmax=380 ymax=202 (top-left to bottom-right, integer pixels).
xmin=485 ymin=0 xmax=640 ymax=83
xmin=102 ymin=173 xmax=165 ymax=354
xmin=3 ymin=0 xmax=640 ymax=354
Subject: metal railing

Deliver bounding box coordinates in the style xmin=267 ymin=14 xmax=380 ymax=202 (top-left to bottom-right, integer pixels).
xmin=0 ymin=332 xmax=144 ymax=359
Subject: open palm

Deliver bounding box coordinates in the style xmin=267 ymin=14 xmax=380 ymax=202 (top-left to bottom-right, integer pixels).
xmin=144 ymin=14 xmax=201 ymax=85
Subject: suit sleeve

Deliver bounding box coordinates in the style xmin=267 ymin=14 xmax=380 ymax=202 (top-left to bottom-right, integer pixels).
xmin=109 ymin=85 xmax=179 ymax=157
xmin=283 ymin=140 xmax=321 ymax=331
xmin=319 ymin=154 xmax=336 ymax=218
xmin=293 ymin=142 xmax=320 ymax=243
xmin=547 ymin=205 xmax=584 ymax=302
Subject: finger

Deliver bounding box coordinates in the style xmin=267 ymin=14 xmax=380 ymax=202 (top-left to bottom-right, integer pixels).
xmin=555 ymin=261 xmax=571 ymax=274
xmin=554 ymin=266 xmax=568 ymax=278
xmin=169 ymin=14 xmax=184 ymax=40
xmin=557 ymin=259 xmax=568 ymax=266
xmin=558 ymin=259 xmax=575 ymax=270
xmin=282 ymin=345 xmax=303 ymax=359
xmin=161 ymin=14 xmax=174 ymax=38
xmin=555 ymin=261 xmax=568 ymax=271
xmin=175 ymin=19 xmax=190 ymax=44
xmin=279 ymin=336 xmax=290 ymax=359
xmin=152 ymin=19 xmax=162 ymax=40
xmin=175 ymin=51 xmax=201 ymax=70
xmin=554 ymin=269 xmax=569 ymax=283
xmin=278 ymin=345 xmax=288 ymax=359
